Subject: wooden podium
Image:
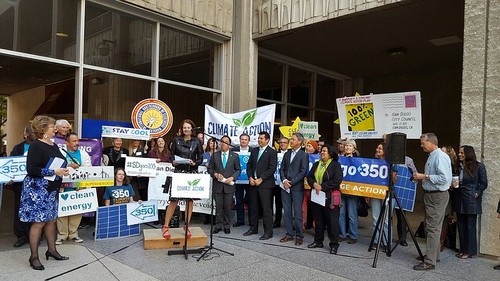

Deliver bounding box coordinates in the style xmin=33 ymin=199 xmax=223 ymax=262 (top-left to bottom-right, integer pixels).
xmin=143 ymin=227 xmax=207 ymax=250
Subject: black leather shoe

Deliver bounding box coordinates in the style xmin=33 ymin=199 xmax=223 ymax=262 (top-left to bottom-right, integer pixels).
xmin=45 ymin=251 xmax=69 ymax=261
xmin=273 ymin=222 xmax=281 ymax=228
xmin=259 ymin=234 xmax=272 ymax=240
xmin=330 ymin=247 xmax=338 ymax=254
xmin=14 ymin=238 xmax=28 ymax=248
xmin=212 ymin=228 xmax=221 ymax=234
xmin=224 ymin=229 xmax=231 ymax=234
xmin=233 ymin=222 xmax=245 ymax=227
xmin=307 ymin=242 xmax=323 ymax=248
xmin=29 ymin=257 xmax=44 ymax=271
xmin=400 ymin=240 xmax=408 ymax=247
xmin=243 ymin=230 xmax=257 ymax=236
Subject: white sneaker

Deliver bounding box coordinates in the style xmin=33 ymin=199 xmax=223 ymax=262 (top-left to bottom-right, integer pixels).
xmin=72 ymin=237 xmax=83 ymax=243
xmin=55 ymin=239 xmax=64 ymax=245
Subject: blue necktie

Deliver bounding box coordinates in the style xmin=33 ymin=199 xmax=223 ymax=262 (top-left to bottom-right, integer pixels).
xmin=222 ymin=153 xmax=227 ymax=169
xmin=290 ymin=150 xmax=296 ymax=163
xmin=255 ymin=148 xmax=265 ymax=178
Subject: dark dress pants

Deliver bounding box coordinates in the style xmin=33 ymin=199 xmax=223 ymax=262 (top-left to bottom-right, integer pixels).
xmin=273 ymin=185 xmax=283 ymax=224
xmin=14 ymin=185 xmax=31 ymax=238
xmin=248 ymin=187 xmax=273 ymax=236
xmin=395 ymin=208 xmax=408 ymax=242
xmin=311 ymin=200 xmax=340 ymax=249
xmin=457 ymin=213 xmax=478 ymax=255
xmin=215 ymin=191 xmax=234 ymax=229
xmin=235 ymin=184 xmax=251 ymax=224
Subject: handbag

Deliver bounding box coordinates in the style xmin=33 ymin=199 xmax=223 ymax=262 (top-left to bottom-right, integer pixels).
xmin=357 ymin=197 xmax=369 ymax=217
xmin=330 ymin=190 xmax=341 ymax=209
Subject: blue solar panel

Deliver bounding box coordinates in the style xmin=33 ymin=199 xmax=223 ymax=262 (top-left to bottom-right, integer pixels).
xmin=95 ymin=204 xmax=140 ymax=240
xmin=393 ymin=165 xmax=417 ymax=212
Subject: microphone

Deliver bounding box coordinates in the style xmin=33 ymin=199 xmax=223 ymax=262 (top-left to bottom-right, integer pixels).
xmin=190 ymin=127 xmax=203 ymax=132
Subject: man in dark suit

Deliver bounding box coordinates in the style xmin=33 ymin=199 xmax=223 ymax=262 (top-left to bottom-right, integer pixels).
xmin=244 ymin=131 xmax=277 ymax=240
xmin=279 ymin=133 xmax=308 ymax=245
xmin=207 ymin=136 xmax=241 ymax=234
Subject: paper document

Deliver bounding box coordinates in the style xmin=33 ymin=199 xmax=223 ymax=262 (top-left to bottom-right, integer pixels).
xmin=311 ymin=190 xmax=326 ymax=206
xmin=174 ymin=156 xmax=191 ymax=164
xmin=44 ymin=157 xmax=66 ymax=181
xmin=218 ymin=178 xmax=235 ymax=186
xmin=280 ymin=184 xmax=290 ymax=193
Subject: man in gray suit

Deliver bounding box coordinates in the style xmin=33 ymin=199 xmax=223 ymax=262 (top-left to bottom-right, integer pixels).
xmin=208 ymin=135 xmax=241 ymax=234
xmin=279 ymin=133 xmax=309 ymax=245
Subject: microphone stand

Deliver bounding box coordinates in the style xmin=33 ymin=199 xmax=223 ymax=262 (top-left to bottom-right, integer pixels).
xmin=197 ymin=187 xmax=235 ymax=261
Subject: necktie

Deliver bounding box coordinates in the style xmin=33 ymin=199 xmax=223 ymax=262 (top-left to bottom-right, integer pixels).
xmin=290 ymin=150 xmax=296 ymax=163
xmin=255 ymin=148 xmax=265 ymax=178
xmin=257 ymin=147 xmax=264 ymax=161
xmin=222 ymin=153 xmax=227 ymax=169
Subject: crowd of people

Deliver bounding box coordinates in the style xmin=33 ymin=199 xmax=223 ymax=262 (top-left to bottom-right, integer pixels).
xmin=5 ymin=115 xmax=495 ymax=271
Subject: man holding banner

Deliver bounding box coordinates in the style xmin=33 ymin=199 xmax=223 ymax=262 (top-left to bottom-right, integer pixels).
xmin=56 ymin=132 xmax=92 ymax=245
xmin=244 ymin=132 xmax=277 ymax=240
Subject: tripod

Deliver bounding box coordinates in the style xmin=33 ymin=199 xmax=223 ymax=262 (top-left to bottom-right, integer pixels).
xmin=369 ymin=167 xmax=425 ymax=268
xmin=168 ymin=199 xmax=203 ymax=259
xmin=197 ymin=189 xmax=234 ymax=261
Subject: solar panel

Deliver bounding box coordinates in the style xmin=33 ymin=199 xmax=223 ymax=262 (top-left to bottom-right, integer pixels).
xmin=393 ymin=165 xmax=417 ymax=212
xmin=95 ymin=204 xmax=140 ymax=240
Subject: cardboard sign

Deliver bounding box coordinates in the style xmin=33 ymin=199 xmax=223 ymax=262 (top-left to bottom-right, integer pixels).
xmin=0 ymin=156 xmax=27 ymax=183
xmin=126 ymin=200 xmax=159 ymax=225
xmin=62 ymin=166 xmax=114 ymax=187
xmin=339 ymin=156 xmax=390 ymax=199
xmin=58 ymin=188 xmax=99 ymax=217
xmin=171 ymin=173 xmax=211 ymax=199
xmin=125 ymin=157 xmax=157 ymax=177
xmin=298 ymin=121 xmax=319 ymax=140
xmin=101 ymin=125 xmax=150 ymax=141
xmin=336 ymin=91 xmax=422 ymax=139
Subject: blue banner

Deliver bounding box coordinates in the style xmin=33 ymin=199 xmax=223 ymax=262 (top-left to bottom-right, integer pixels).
xmin=338 ymin=156 xmax=390 ymax=199
xmin=235 ymin=152 xmax=250 ymax=184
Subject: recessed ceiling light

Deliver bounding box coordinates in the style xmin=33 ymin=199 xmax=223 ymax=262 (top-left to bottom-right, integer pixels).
xmin=428 ymin=35 xmax=462 ymax=46
xmin=56 ymin=32 xmax=69 ymax=37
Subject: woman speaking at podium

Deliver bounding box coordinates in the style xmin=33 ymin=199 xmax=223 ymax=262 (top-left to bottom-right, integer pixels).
xmin=162 ymin=119 xmax=203 ymax=239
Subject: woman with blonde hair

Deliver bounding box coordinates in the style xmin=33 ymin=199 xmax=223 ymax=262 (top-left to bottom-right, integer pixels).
xmin=19 ymin=116 xmax=70 ymax=270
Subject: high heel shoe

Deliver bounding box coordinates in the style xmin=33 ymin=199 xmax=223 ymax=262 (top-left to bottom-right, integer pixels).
xmin=29 ymin=257 xmax=45 ymax=270
xmin=45 ymin=250 xmax=69 ymax=261
xmin=183 ymin=225 xmax=192 ymax=238
xmin=162 ymin=225 xmax=171 ymax=239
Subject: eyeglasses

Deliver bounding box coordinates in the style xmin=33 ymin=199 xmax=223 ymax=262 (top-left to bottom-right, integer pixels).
xmin=279 ymin=142 xmax=289 ymax=144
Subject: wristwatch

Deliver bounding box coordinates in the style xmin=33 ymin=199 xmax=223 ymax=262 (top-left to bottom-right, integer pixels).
xmin=425 ymin=174 xmax=429 ymax=180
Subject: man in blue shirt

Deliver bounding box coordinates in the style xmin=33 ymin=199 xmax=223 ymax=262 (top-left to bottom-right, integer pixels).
xmin=413 ymin=133 xmax=452 ymax=270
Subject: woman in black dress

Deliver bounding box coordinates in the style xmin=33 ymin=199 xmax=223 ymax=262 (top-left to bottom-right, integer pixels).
xmin=162 ymin=119 xmax=203 ymax=239
xmin=19 ymin=116 xmax=70 ymax=270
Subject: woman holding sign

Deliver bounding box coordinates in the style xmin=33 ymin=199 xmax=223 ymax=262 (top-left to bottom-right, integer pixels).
xmin=306 ymin=145 xmax=343 ymax=254
xmin=162 ymin=119 xmax=204 ymax=239
xmin=19 ymin=116 xmax=70 ymax=270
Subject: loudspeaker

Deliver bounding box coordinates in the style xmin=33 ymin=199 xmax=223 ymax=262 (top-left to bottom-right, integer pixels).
xmin=386 ymin=132 xmax=407 ymax=164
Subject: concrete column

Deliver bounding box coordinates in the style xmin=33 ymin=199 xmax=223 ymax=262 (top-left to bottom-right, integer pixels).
xmin=461 ymin=0 xmax=500 ymax=256
xmin=231 ymin=0 xmax=258 ymax=112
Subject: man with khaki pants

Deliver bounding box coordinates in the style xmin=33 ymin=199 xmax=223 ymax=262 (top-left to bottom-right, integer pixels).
xmin=57 ymin=132 xmax=92 ymax=244
xmin=413 ymin=133 xmax=452 ymax=270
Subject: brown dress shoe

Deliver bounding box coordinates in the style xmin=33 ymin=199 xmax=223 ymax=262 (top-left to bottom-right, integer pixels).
xmin=279 ymin=236 xmax=293 ymax=243
xmin=295 ymin=238 xmax=303 ymax=246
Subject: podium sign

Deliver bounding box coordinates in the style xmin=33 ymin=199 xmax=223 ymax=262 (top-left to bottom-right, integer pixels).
xmin=171 ymin=173 xmax=211 ymax=199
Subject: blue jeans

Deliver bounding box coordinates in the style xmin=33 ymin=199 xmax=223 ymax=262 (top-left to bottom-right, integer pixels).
xmin=339 ymin=195 xmax=358 ymax=240
xmin=370 ymin=198 xmax=393 ymax=244
xmin=281 ymin=188 xmax=304 ymax=238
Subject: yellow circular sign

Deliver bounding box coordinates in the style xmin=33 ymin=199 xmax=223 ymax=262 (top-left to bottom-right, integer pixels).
xmin=131 ymin=99 xmax=173 ymax=138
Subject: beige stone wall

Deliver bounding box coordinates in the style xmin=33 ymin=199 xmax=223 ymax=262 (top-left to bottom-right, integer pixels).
xmin=253 ymin=0 xmax=404 ymax=36
xmin=122 ymin=0 xmax=233 ymax=36
xmin=5 ymin=87 xmax=45 ymax=153
xmin=462 ymin=0 xmax=500 ymax=256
